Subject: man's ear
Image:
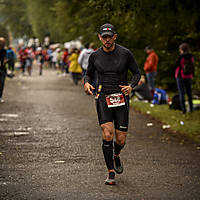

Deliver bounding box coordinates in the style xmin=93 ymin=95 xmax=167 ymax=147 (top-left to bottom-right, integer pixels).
xmin=113 ymin=34 xmax=117 ymax=41
xmin=98 ymin=34 xmax=102 ymax=41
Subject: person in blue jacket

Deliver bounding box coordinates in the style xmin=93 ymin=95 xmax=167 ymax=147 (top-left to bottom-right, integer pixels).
xmin=6 ymin=45 xmax=16 ymax=74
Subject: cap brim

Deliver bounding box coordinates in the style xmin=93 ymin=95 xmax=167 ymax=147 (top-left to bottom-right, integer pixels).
xmin=101 ymin=31 xmax=114 ymax=37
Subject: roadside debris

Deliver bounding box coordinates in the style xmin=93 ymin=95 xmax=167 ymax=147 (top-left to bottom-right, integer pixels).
xmin=1 ymin=114 xmax=19 ymax=118
xmin=162 ymin=125 xmax=171 ymax=129
xmin=147 ymin=123 xmax=153 ymax=127
xmin=0 ymin=118 xmax=8 ymax=122
xmin=55 ymin=161 xmax=65 ymax=164
xmin=14 ymin=132 xmax=30 ymax=136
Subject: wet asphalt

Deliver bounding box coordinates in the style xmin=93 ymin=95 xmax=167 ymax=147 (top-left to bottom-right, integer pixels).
xmin=0 ymin=65 xmax=200 ymax=200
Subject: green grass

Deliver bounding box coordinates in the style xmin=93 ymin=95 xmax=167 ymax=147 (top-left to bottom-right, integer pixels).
xmin=130 ymin=100 xmax=200 ymax=144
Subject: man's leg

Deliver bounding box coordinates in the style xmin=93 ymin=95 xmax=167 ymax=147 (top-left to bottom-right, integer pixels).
xmin=101 ymin=122 xmax=115 ymax=172
xmin=184 ymin=78 xmax=193 ymax=112
xmin=11 ymin=61 xmax=15 ymax=73
xmin=101 ymin=122 xmax=116 ymax=185
xmin=115 ymin=130 xmax=127 ymax=154
xmin=176 ymin=78 xmax=186 ymax=113
xmin=113 ymin=130 xmax=127 ymax=174
xmin=146 ymin=72 xmax=156 ymax=96
xmin=21 ymin=61 xmax=25 ymax=75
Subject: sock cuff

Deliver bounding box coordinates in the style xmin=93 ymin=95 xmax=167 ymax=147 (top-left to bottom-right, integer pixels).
xmin=114 ymin=141 xmax=125 ymax=147
xmin=103 ymin=140 xmax=113 ymax=145
xmin=114 ymin=141 xmax=125 ymax=155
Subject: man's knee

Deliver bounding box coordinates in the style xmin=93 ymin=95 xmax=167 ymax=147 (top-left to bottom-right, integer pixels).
xmin=101 ymin=122 xmax=114 ymax=141
xmin=115 ymin=130 xmax=127 ymax=145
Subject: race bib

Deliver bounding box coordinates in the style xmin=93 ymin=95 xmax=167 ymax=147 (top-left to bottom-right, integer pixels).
xmin=106 ymin=93 xmax=125 ymax=108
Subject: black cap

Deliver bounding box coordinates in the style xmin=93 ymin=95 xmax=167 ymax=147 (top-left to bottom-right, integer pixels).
xmin=144 ymin=45 xmax=153 ymax=51
xmin=99 ymin=23 xmax=116 ymax=37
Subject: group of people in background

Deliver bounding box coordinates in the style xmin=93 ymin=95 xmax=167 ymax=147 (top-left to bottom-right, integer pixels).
xmin=0 ymin=38 xmax=98 ymax=103
xmin=17 ymin=41 xmax=96 ymax=85
xmin=0 ymin=34 xmax=196 ymax=115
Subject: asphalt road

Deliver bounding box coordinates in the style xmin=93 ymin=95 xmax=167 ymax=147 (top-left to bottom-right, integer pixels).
xmin=0 ymin=66 xmax=200 ymax=200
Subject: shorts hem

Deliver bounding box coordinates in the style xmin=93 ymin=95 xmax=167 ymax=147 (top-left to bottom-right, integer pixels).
xmin=99 ymin=120 xmax=113 ymax=126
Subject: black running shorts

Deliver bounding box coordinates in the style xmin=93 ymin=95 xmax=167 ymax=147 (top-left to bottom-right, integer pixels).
xmin=96 ymin=93 xmax=129 ymax=132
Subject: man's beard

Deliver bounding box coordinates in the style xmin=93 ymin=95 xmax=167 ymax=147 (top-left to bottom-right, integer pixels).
xmin=103 ymin=42 xmax=114 ymax=50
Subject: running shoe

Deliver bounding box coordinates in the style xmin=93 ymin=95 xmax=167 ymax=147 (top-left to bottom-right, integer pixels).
xmin=105 ymin=172 xmax=116 ymax=185
xmin=114 ymin=156 xmax=123 ymax=174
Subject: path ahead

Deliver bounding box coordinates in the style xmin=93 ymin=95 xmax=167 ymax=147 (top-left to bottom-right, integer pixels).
xmin=0 ymin=67 xmax=200 ymax=200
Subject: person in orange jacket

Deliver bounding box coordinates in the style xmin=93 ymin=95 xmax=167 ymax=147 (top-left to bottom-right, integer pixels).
xmin=144 ymin=46 xmax=158 ymax=96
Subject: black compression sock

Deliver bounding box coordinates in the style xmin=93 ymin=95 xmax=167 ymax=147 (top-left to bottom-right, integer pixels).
xmin=114 ymin=141 xmax=125 ymax=156
xmin=102 ymin=140 xmax=114 ymax=170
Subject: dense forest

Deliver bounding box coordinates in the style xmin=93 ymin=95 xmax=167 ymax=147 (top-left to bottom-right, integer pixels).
xmin=0 ymin=0 xmax=200 ymax=93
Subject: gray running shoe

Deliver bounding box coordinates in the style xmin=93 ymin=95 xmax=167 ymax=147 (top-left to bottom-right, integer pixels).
xmin=105 ymin=172 xmax=116 ymax=185
xmin=114 ymin=156 xmax=123 ymax=174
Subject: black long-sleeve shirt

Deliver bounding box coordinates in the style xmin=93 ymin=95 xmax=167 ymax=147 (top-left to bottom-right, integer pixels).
xmin=84 ymin=44 xmax=141 ymax=94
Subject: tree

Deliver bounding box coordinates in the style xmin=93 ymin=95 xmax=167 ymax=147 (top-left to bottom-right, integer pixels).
xmin=0 ymin=0 xmax=32 ymax=38
xmin=0 ymin=0 xmax=199 ymax=92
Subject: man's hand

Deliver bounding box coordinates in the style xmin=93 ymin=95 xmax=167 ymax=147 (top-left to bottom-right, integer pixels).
xmin=3 ymin=59 xmax=8 ymax=65
xmin=84 ymin=82 xmax=95 ymax=95
xmin=119 ymin=85 xmax=132 ymax=96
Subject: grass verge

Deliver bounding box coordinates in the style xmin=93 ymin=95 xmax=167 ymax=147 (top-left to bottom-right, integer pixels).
xmin=130 ymin=100 xmax=200 ymax=145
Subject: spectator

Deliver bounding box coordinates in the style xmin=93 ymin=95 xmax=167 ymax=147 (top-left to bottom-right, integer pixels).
xmin=47 ymin=47 xmax=53 ymax=68
xmin=175 ymin=43 xmax=194 ymax=114
xmin=6 ymin=45 xmax=16 ymax=74
xmin=62 ymin=47 xmax=69 ymax=74
xmin=36 ymin=47 xmax=45 ymax=75
xmin=56 ymin=48 xmax=63 ymax=72
xmin=69 ymin=48 xmax=82 ymax=85
xmin=24 ymin=45 xmax=34 ymax=76
xmin=144 ymin=46 xmax=158 ymax=96
xmin=51 ymin=49 xmax=58 ymax=69
xmin=0 ymin=37 xmax=7 ymax=103
xmin=78 ymin=43 xmax=94 ymax=76
xmin=18 ymin=46 xmax=26 ymax=75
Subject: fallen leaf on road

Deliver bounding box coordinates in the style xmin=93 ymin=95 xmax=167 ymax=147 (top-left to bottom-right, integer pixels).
xmin=14 ymin=132 xmax=30 ymax=136
xmin=1 ymin=114 xmax=18 ymax=118
xmin=55 ymin=161 xmax=65 ymax=164
xmin=147 ymin=123 xmax=153 ymax=127
xmin=162 ymin=125 xmax=171 ymax=129
xmin=0 ymin=118 xmax=8 ymax=122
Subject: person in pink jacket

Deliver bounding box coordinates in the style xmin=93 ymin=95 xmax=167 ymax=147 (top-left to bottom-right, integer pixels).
xmin=175 ymin=43 xmax=194 ymax=114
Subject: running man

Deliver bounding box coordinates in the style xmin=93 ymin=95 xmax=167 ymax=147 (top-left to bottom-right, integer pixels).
xmin=84 ymin=23 xmax=141 ymax=185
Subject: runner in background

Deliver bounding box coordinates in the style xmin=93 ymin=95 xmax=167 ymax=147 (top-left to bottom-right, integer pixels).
xmin=36 ymin=47 xmax=45 ymax=76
